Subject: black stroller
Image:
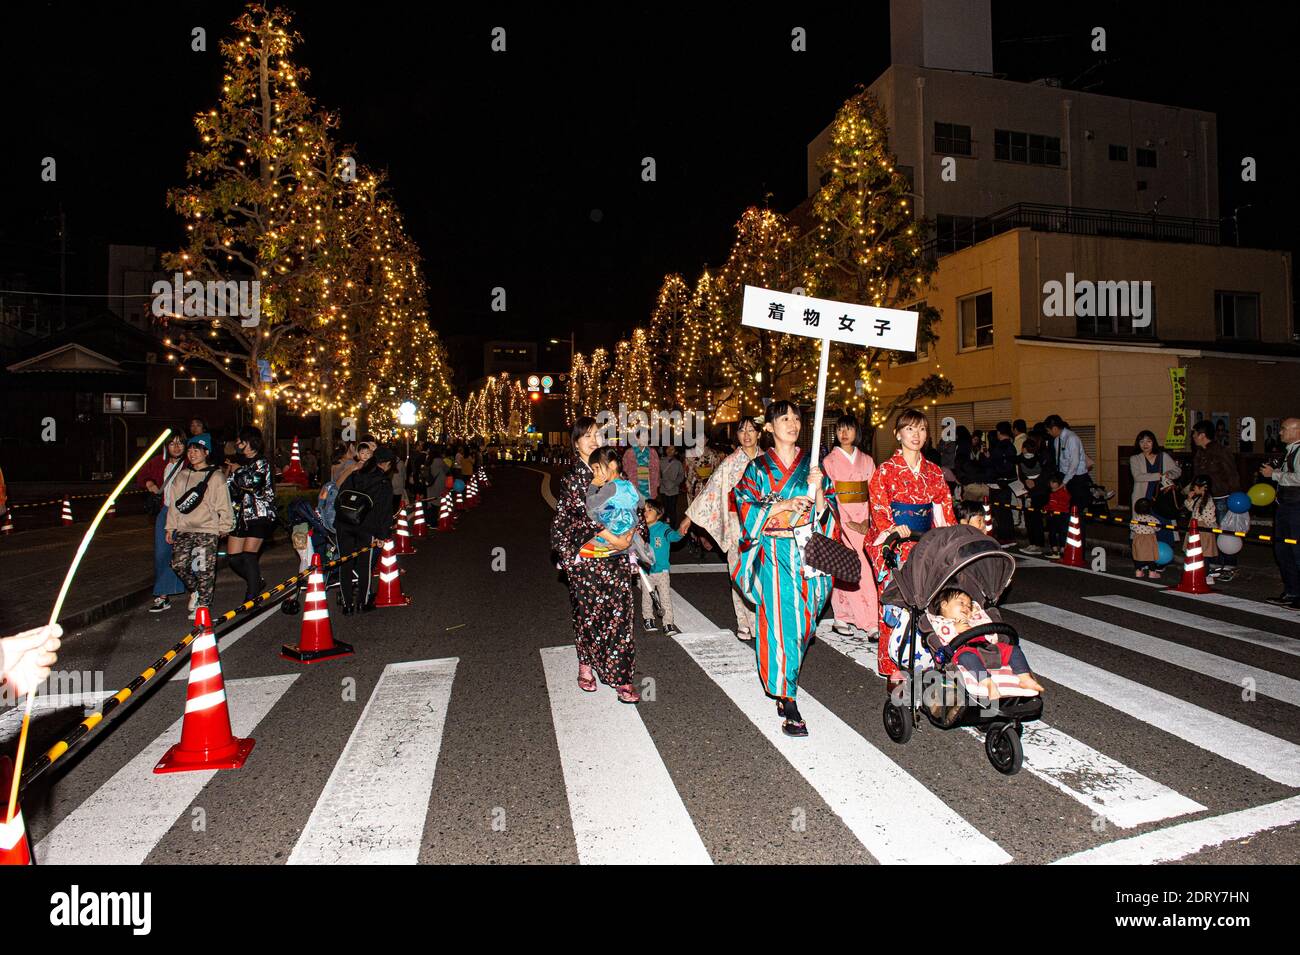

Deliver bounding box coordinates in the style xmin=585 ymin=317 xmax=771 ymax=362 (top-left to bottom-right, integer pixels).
xmin=878 ymin=524 xmax=1043 ymax=775
xmin=281 ymin=498 xmax=341 ymax=615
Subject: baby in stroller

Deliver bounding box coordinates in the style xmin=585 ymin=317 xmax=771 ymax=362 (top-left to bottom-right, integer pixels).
xmin=928 ymin=586 xmax=1044 ymax=701
xmin=879 ymin=522 xmax=1044 ymax=773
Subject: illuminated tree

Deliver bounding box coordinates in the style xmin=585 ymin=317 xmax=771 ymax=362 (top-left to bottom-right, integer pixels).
xmin=804 ymin=87 xmax=949 ymax=439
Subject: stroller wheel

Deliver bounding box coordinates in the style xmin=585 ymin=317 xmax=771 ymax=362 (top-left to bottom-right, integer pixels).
xmin=882 ymin=696 xmax=914 ymax=744
xmin=985 ymin=722 xmax=1023 ymax=775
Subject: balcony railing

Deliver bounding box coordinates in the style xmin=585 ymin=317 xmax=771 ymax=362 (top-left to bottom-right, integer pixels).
xmin=927 ymin=202 xmax=1223 ymax=257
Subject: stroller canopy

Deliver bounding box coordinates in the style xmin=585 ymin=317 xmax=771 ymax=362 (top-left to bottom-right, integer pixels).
xmin=880 ymin=524 xmax=1016 ymax=611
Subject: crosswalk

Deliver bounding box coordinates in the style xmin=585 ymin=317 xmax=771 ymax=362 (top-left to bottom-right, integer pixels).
xmin=16 ymin=573 xmax=1300 ymax=865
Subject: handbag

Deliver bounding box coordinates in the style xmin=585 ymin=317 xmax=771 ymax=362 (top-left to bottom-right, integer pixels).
xmin=334 ymin=488 xmax=373 ymax=526
xmin=174 ymin=468 xmax=218 ymax=515
xmin=802 ymin=528 xmax=862 ymax=583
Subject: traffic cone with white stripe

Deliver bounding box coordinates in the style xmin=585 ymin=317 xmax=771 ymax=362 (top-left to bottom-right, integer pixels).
xmin=374 ymin=539 xmax=411 ymax=607
xmin=465 ymin=476 xmax=478 ymax=508
xmin=0 ymin=756 xmax=31 ymax=865
xmin=1 ymin=510 xmax=13 ymax=535
xmin=1059 ymin=507 xmax=1086 ymax=567
xmin=412 ymin=495 xmax=427 ymax=538
xmin=437 ymin=493 xmax=455 ymax=532
xmin=455 ymin=489 xmax=466 ymax=511
xmin=478 ymin=465 xmax=490 ymax=489
xmin=393 ymin=505 xmax=416 ymax=554
xmin=982 ymin=497 xmax=994 ymax=536
xmin=107 ymin=499 xmax=117 ymax=519
xmin=281 ymin=436 xmax=309 ymax=487
xmin=155 ymin=606 xmax=255 ymax=773
xmin=282 ymin=553 xmax=354 ymax=663
xmin=61 ymin=499 xmax=73 ymax=525
xmin=1171 ymin=519 xmax=1213 ymax=594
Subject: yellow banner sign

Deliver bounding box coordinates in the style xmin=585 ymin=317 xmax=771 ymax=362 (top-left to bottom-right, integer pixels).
xmin=1166 ymin=367 xmax=1188 ymax=450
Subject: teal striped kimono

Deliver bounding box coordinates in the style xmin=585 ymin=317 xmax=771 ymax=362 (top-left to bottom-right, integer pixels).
xmin=732 ymin=448 xmax=839 ymax=699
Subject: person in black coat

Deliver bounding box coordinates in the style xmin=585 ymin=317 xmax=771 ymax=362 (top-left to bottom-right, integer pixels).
xmin=335 ymin=445 xmax=397 ymax=613
xmin=987 ymin=421 xmax=1018 ymax=544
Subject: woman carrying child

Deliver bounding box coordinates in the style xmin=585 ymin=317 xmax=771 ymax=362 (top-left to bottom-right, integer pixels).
xmin=550 ymin=418 xmax=643 ymax=704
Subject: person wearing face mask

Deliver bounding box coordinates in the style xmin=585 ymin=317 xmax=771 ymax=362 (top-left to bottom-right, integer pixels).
xmin=1016 ymin=435 xmax=1051 ymax=555
xmin=864 ymin=408 xmax=957 ymax=684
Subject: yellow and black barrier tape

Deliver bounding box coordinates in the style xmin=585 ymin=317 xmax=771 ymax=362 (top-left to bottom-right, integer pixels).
xmin=18 ymin=542 xmax=380 ymax=790
xmin=10 ymin=489 xmax=148 ymax=511
xmin=983 ymin=498 xmax=1297 ymax=546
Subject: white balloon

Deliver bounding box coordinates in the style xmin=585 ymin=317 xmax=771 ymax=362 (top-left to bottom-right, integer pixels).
xmin=1216 ymin=533 xmax=1244 ymax=556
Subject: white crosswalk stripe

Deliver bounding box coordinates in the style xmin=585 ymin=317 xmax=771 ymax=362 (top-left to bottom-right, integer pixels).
xmin=1166 ymin=589 xmax=1300 ymax=624
xmin=35 ymin=675 xmax=299 ymax=865
xmin=541 ymin=646 xmax=711 ymax=865
xmin=812 ymin=623 xmax=1206 ymax=828
xmin=1085 ymin=595 xmax=1300 ymax=659
xmin=672 ymin=594 xmax=1012 ymax=865
xmin=1007 ymin=602 xmax=1300 ymax=707
xmin=288 ymin=659 xmax=457 ymax=865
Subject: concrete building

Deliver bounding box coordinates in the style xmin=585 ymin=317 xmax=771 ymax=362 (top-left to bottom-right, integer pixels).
xmin=799 ymin=0 xmax=1297 ymax=494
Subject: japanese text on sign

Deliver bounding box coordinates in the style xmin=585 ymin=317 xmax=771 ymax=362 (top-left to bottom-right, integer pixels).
xmin=740 ymin=285 xmax=919 ymax=351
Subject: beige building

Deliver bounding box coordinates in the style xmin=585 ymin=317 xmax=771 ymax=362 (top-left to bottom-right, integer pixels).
xmin=874 ymin=228 xmax=1297 ymax=491
xmin=794 ymin=0 xmax=1297 ymax=494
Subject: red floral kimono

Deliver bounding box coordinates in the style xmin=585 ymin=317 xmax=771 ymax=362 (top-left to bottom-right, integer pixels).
xmin=863 ymin=451 xmax=956 ymax=677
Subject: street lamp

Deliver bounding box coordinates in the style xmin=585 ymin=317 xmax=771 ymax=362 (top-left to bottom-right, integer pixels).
xmin=398 ymin=400 xmax=418 ymax=458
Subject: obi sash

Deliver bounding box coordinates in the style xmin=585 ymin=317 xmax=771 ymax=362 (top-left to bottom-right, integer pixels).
xmin=891 ymin=501 xmax=933 ymax=533
xmin=835 ymin=480 xmax=870 ymax=504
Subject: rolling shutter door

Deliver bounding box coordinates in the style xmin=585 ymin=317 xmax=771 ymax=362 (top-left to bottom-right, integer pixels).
xmin=972 ymin=398 xmax=1013 ymax=432
xmin=933 ymin=402 xmax=973 ymax=433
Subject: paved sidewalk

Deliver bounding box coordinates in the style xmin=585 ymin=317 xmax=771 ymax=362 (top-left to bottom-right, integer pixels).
xmin=0 ymin=515 xmax=297 ymax=635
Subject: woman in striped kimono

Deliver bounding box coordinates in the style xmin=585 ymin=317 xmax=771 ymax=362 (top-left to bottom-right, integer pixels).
xmin=732 ymin=401 xmax=839 ymax=737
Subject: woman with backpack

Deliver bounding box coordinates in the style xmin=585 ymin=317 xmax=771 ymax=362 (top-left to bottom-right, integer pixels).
xmin=166 ymin=435 xmax=233 ymax=613
xmin=335 ymin=444 xmax=396 ymax=614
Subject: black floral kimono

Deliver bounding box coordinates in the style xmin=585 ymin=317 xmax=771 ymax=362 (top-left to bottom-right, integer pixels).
xmin=550 ymin=458 xmax=637 ymax=687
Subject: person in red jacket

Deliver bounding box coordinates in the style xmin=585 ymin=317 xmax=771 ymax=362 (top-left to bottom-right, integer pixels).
xmin=1044 ymin=471 xmax=1072 ymax=559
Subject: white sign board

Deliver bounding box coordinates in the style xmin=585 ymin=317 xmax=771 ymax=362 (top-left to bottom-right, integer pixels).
xmin=740 ymin=285 xmax=919 ymax=352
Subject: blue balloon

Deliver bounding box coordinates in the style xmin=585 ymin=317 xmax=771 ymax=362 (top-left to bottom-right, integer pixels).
xmin=1227 ymin=492 xmax=1252 ymax=514
xmin=453 ymin=478 xmax=465 ymax=493
xmin=1156 ymin=542 xmax=1174 ymax=566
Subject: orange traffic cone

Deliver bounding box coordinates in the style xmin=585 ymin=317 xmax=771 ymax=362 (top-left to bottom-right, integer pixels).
xmin=282 ymin=554 xmax=353 ymax=663
xmin=469 ymin=476 xmax=480 ymax=507
xmin=0 ymin=757 xmax=31 ymax=865
xmin=455 ymin=489 xmax=466 ymax=511
xmin=1059 ymin=507 xmax=1085 ymax=567
xmin=107 ymin=499 xmax=117 ymax=519
xmin=437 ymin=494 xmax=455 ymax=532
xmin=61 ymin=499 xmax=73 ymax=525
xmin=393 ymin=506 xmax=416 ymax=555
xmin=412 ymin=496 xmax=427 ymax=538
xmin=374 ymin=539 xmax=411 ymax=607
xmin=155 ymin=607 xmax=255 ymax=773
xmin=478 ymin=466 xmax=490 ymax=489
xmin=1171 ymin=519 xmax=1213 ymax=594
xmin=281 ymin=436 xmax=309 ymax=487
xmin=1 ymin=510 xmax=13 ymax=535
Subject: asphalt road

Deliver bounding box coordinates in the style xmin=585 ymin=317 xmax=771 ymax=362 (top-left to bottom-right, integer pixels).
xmin=8 ymin=464 xmax=1300 ymax=865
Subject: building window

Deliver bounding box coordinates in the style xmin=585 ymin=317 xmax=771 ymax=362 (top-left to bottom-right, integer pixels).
xmin=173 ymin=378 xmax=217 ymax=400
xmin=935 ymin=214 xmax=984 ymax=254
xmin=934 ymin=122 xmax=972 ymax=156
xmin=1136 ymin=147 xmax=1157 ymax=168
xmin=959 ymin=292 xmax=993 ymax=350
xmin=1215 ymin=291 xmax=1260 ymax=340
xmin=894 ymin=301 xmax=930 ymax=364
xmin=1075 ymin=286 xmax=1156 ymax=338
xmin=103 ymin=393 xmax=147 ymax=414
xmin=1108 ymin=144 xmax=1128 ymax=162
xmin=995 ymin=129 xmax=1061 ymax=166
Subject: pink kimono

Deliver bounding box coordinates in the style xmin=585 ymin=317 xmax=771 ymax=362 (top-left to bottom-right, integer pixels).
xmin=821 ymin=445 xmax=878 ymax=631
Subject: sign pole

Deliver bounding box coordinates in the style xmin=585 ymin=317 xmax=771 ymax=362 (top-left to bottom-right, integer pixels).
xmin=807 ymin=336 xmax=831 ymax=499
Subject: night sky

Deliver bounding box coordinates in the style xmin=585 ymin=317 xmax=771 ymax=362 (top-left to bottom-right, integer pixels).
xmin=2 ymin=2 xmax=1296 ymax=362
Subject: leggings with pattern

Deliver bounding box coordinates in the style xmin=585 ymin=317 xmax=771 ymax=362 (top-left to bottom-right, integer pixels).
xmin=171 ymin=531 xmax=219 ymax=607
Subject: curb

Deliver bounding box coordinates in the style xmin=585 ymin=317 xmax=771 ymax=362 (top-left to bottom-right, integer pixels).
xmin=58 ymin=582 xmax=155 ymax=632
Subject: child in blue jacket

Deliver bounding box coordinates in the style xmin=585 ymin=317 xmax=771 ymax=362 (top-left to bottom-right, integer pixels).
xmin=641 ymin=498 xmax=691 ymax=634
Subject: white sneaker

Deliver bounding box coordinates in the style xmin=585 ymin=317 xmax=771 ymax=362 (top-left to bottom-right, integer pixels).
xmin=831 ymin=621 xmax=855 ymax=637
xmin=187 ymin=592 xmax=200 ymax=613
